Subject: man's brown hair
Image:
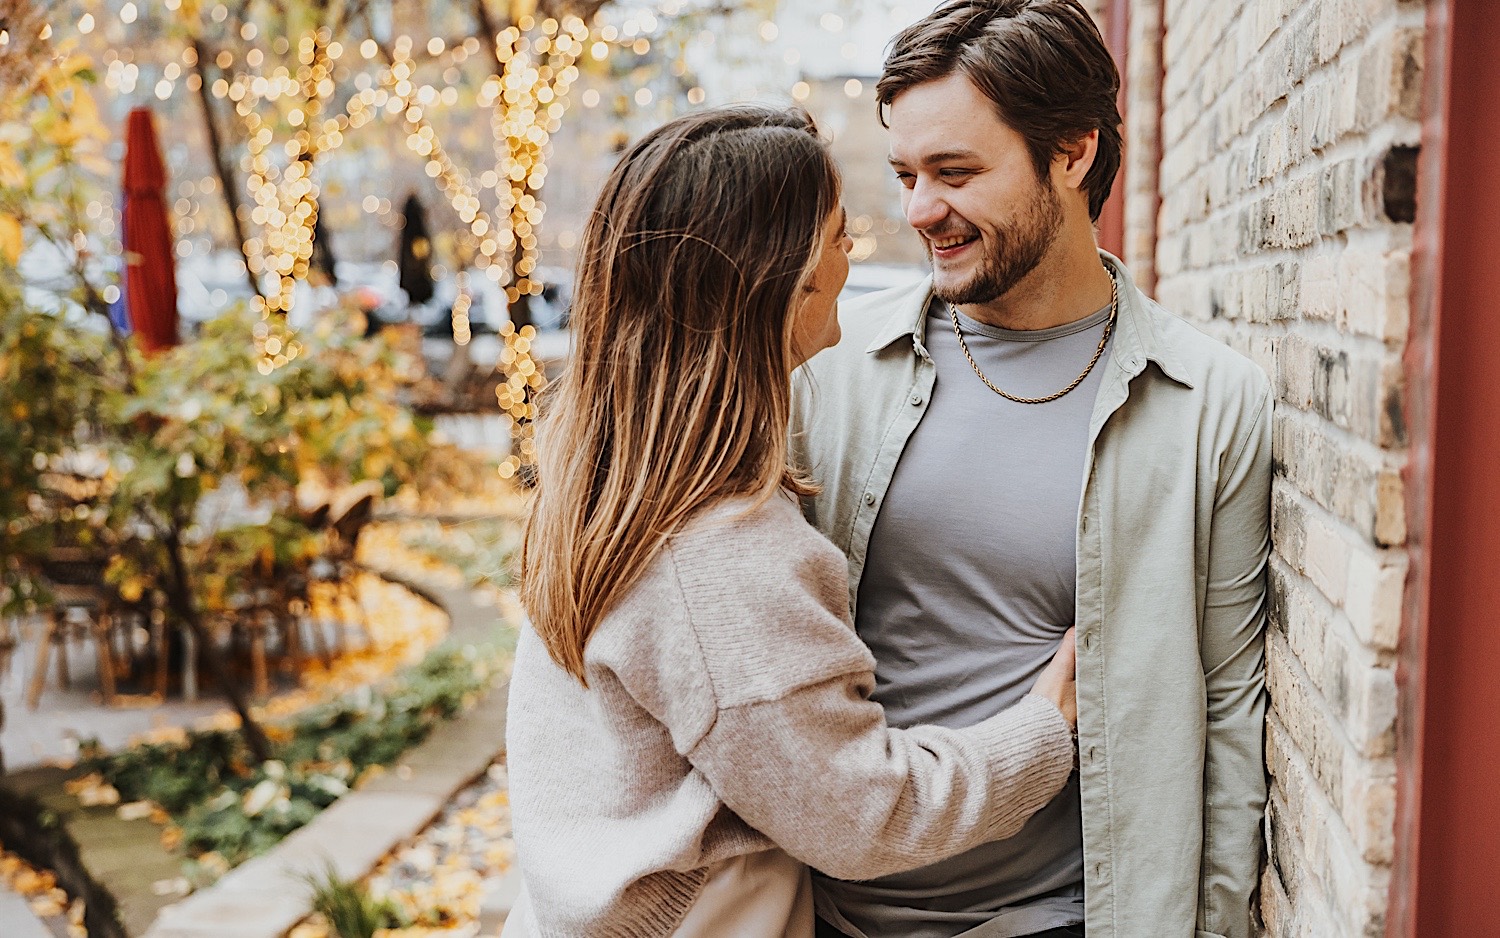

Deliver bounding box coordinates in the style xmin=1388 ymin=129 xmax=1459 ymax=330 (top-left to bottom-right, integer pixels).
xmin=877 ymin=0 xmax=1123 ymax=221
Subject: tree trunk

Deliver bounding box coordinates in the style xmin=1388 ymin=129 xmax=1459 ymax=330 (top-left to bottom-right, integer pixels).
xmin=162 ymin=527 xmax=273 ymax=763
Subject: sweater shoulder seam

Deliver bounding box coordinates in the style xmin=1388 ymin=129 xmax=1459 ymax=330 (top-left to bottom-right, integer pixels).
xmin=662 ymin=542 xmax=721 ymax=751
xmin=709 ymin=663 xmax=873 ymax=714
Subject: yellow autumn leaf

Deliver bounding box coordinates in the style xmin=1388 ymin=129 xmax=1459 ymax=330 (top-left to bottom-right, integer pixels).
xmin=43 ymin=118 xmax=82 ymax=149
xmin=65 ymin=88 xmax=109 ymax=142
xmin=0 ymin=214 xmax=21 ymax=265
xmin=119 ymin=576 xmax=145 ymax=603
xmin=60 ymin=54 xmax=94 ymax=77
xmin=0 ymin=145 xmax=23 ymax=188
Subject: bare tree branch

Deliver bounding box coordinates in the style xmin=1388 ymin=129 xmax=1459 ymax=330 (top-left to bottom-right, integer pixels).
xmin=189 ymin=38 xmax=266 ymax=301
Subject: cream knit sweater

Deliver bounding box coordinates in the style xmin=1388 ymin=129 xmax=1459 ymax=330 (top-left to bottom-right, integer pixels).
xmin=506 ymin=494 xmax=1075 ymax=937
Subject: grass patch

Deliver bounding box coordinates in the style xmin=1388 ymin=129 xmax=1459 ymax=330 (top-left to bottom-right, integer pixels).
xmin=303 ymin=863 xmax=407 ymax=938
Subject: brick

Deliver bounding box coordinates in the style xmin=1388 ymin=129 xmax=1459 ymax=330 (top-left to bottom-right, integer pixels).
xmin=1271 ymin=407 xmax=1407 ymax=546
xmin=1344 ymin=545 xmax=1406 ymax=649
xmin=1269 ymin=562 xmax=1397 ymax=754
xmin=1337 ymin=245 xmax=1412 ymax=345
xmin=1274 ymin=333 xmax=1405 ymax=447
xmin=1303 ymin=512 xmax=1350 ymax=606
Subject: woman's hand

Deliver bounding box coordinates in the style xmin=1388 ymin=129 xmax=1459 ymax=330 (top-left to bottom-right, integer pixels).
xmin=1030 ymin=627 xmax=1077 ymax=730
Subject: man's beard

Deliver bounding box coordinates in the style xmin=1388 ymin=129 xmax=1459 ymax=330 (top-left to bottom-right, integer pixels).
xmin=927 ymin=176 xmax=1064 ymax=306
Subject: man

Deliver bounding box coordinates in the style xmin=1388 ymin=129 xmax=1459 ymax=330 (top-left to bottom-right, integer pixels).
xmin=791 ymin=2 xmax=1272 ymax=937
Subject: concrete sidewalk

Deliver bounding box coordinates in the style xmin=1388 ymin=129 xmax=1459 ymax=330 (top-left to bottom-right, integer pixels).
xmin=0 ymin=882 xmax=56 ymax=938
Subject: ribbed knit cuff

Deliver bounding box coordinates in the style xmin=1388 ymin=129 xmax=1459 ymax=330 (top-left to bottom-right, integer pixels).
xmin=586 ymin=867 xmax=709 ymax=938
xmin=968 ymin=693 xmax=1078 ymax=842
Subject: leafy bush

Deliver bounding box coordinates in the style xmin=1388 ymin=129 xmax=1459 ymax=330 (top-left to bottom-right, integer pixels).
xmin=79 ymin=644 xmax=499 ymax=868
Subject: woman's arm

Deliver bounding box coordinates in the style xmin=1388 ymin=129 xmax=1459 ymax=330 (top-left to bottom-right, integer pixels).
xmin=609 ymin=501 xmax=1076 ymax=882
xmin=684 ymin=654 xmax=1075 ymax=882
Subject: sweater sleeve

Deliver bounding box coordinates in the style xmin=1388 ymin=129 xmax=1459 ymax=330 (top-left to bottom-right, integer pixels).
xmin=689 ymin=679 xmax=1074 ymax=882
xmin=663 ymin=505 xmax=1075 ymax=882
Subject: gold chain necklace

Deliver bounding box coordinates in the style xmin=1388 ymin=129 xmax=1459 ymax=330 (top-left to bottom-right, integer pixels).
xmin=947 ymin=270 xmax=1117 ymax=405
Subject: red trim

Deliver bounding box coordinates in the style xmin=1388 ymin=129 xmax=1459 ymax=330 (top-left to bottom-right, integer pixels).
xmin=1097 ymin=0 xmax=1129 ymax=259
xmin=1395 ymin=0 xmax=1500 ymax=932
xmin=1387 ymin=0 xmax=1446 ymax=931
xmin=1144 ymin=0 xmax=1164 ymax=297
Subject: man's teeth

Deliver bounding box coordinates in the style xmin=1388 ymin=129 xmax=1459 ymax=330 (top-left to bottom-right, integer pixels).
xmin=932 ymin=235 xmax=973 ymax=249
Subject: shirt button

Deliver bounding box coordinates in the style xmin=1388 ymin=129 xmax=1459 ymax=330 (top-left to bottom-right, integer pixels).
xmin=1088 ymin=745 xmax=1098 ymax=762
xmin=863 ymin=492 xmax=876 ymax=506
xmin=1082 ymin=632 xmax=1096 ymax=651
xmin=1080 ymin=514 xmax=1089 ymax=532
xmin=909 ymin=393 xmax=924 ymax=406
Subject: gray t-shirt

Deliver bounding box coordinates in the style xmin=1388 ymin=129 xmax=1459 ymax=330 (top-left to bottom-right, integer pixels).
xmin=817 ymin=297 xmax=1113 ymax=938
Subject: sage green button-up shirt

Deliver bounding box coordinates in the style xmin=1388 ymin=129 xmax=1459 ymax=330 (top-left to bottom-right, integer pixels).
xmin=791 ymin=252 xmax=1272 ymax=938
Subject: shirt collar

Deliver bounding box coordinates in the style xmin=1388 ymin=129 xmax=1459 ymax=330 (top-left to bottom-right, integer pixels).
xmin=863 ymin=250 xmax=1194 ymax=389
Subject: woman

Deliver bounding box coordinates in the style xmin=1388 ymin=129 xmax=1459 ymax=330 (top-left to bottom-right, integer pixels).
xmin=504 ymin=105 xmax=1078 ymax=937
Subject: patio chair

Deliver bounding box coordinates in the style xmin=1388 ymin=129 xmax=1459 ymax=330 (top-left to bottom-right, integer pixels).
xmin=310 ymin=483 xmax=380 ymax=658
xmin=25 ymin=547 xmax=124 ymax=709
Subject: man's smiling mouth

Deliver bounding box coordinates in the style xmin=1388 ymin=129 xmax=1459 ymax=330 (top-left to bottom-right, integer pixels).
xmin=929 ymin=233 xmax=979 ymax=255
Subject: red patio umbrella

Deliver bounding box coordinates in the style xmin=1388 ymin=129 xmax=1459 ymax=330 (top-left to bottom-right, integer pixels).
xmin=119 ymin=107 xmax=179 ymax=354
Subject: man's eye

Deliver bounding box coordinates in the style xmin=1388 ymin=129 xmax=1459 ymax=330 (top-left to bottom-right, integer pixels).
xmin=894 ymin=173 xmax=915 ymax=188
xmin=939 ymin=169 xmax=971 ymax=179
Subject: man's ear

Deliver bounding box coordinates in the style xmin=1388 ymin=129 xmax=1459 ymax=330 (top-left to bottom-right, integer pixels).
xmin=1054 ymin=130 xmax=1100 ymax=192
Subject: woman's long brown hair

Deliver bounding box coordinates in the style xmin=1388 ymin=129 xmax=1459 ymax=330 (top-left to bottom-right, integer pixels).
xmin=520 ymin=105 xmax=841 ymax=682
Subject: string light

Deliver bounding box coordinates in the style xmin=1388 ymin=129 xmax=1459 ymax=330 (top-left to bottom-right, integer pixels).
xmin=78 ymin=4 xmax=698 ymax=476
xmin=452 ymin=270 xmax=472 ymax=346
xmin=494 ymin=321 xmax=543 ymax=481
xmin=485 ymin=16 xmax=586 ymax=304
xmin=229 ymin=28 xmax=348 ymax=337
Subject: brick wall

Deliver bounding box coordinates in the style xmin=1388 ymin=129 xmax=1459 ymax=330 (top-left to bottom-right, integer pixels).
xmin=1133 ymin=0 xmax=1425 ymax=934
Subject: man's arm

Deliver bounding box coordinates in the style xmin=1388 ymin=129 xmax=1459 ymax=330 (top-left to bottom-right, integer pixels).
xmin=1198 ymin=385 xmax=1273 ymax=938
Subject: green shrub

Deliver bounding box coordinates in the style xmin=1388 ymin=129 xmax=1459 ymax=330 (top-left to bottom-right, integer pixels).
xmin=78 ymin=644 xmax=499 ymax=869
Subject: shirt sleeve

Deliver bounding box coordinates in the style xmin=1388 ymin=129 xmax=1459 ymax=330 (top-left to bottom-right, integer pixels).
xmin=1198 ymin=384 xmax=1273 ymax=938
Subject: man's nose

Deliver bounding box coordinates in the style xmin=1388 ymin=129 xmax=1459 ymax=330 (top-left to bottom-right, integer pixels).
xmin=904 ymin=179 xmax=948 ymax=232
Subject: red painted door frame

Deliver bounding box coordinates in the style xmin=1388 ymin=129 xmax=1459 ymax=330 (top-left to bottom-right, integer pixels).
xmin=1097 ymin=0 xmax=1128 ymax=259
xmin=1391 ymin=0 xmax=1500 ymax=932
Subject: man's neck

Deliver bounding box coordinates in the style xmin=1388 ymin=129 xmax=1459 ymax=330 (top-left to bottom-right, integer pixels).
xmin=957 ymin=236 xmax=1113 ymax=332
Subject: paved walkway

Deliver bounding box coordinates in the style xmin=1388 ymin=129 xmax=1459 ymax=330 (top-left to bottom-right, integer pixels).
xmin=2 ymin=628 xmax=232 ymax=772
xmin=0 ymin=881 xmax=57 ymax=938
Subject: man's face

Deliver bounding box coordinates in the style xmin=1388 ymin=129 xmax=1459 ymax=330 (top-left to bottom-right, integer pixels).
xmin=886 ymin=73 xmax=1063 ymax=305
